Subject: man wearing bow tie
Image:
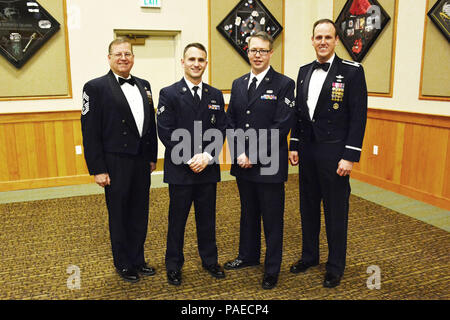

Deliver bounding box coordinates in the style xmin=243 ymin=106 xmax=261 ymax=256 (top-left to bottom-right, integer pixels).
xmin=81 ymin=38 xmax=158 ymax=283
xmin=224 ymin=32 xmax=296 ymax=290
xmin=289 ymin=19 xmax=367 ymax=288
xmin=157 ymin=43 xmax=228 ymax=286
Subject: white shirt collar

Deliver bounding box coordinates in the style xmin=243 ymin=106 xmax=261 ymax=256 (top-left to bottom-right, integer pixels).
xmin=249 ymin=66 xmax=271 ymax=87
xmin=184 ymin=77 xmax=203 ymax=93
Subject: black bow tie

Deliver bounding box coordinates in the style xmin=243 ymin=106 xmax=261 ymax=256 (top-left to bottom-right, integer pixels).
xmin=313 ymin=61 xmax=330 ymax=72
xmin=118 ymin=77 xmax=135 ymax=86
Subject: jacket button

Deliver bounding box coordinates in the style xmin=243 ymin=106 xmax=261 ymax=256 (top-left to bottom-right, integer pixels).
xmin=245 ymin=123 xmax=249 ymax=128
xmin=246 ymin=110 xmax=251 ymax=114
xmin=123 ymin=131 xmax=127 ymax=135
xmin=124 ymin=144 xmax=128 ymax=148
xmin=122 ymin=119 xmax=126 ymax=123
xmin=312 ymin=119 xmax=316 ymax=123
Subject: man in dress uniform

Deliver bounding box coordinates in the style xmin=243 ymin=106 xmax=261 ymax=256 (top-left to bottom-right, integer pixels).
xmin=81 ymin=38 xmax=158 ymax=283
xmin=157 ymin=43 xmax=227 ymax=286
xmin=224 ymin=32 xmax=296 ymax=290
xmin=289 ymin=19 xmax=368 ymax=288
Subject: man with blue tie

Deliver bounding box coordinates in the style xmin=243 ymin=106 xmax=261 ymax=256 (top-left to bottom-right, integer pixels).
xmin=81 ymin=38 xmax=158 ymax=283
xmin=289 ymin=19 xmax=368 ymax=288
xmin=157 ymin=43 xmax=228 ymax=286
xmin=224 ymin=32 xmax=296 ymax=290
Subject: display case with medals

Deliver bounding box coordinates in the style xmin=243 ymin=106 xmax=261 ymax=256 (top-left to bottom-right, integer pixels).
xmin=428 ymin=0 xmax=450 ymax=41
xmin=216 ymin=0 xmax=282 ymax=63
xmin=335 ymin=0 xmax=390 ymax=62
xmin=0 ymin=0 xmax=60 ymax=68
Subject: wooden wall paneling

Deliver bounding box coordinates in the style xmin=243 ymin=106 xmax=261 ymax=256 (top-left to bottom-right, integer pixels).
xmin=392 ymin=122 xmax=405 ymax=185
xmin=72 ymin=120 xmax=89 ymax=175
xmin=0 ymin=125 xmax=8 ymax=181
xmin=54 ymin=121 xmax=68 ymax=177
xmin=3 ymin=124 xmax=19 ymax=181
xmin=14 ymin=123 xmax=30 ymax=180
xmin=401 ymin=123 xmax=448 ymax=197
xmin=44 ymin=121 xmax=58 ymax=178
xmin=358 ymin=118 xmax=398 ymax=182
xmin=34 ymin=122 xmax=49 ymax=179
xmin=352 ymin=109 xmax=450 ymax=210
xmin=443 ymin=131 xmax=450 ymax=199
xmin=24 ymin=122 xmax=39 ymax=180
xmin=62 ymin=120 xmax=77 ymax=176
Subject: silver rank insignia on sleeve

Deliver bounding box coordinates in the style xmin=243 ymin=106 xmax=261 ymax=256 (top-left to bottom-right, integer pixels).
xmin=157 ymin=105 xmax=165 ymax=115
xmin=82 ymin=91 xmax=90 ymax=115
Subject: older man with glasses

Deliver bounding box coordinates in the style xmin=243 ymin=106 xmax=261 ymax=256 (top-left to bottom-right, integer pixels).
xmin=81 ymin=37 xmax=158 ymax=283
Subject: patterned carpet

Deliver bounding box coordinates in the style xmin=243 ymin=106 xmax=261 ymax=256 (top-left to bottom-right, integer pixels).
xmin=0 ymin=174 xmax=448 ymax=300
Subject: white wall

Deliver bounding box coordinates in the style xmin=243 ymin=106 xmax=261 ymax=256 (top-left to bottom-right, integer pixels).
xmin=0 ymin=0 xmax=209 ymax=113
xmin=0 ymin=0 xmax=448 ymax=116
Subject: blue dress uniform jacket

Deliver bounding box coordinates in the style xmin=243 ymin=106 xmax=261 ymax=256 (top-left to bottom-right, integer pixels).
xmin=226 ymin=67 xmax=295 ymax=277
xmin=81 ymin=70 xmax=158 ymax=175
xmin=157 ymin=78 xmax=227 ymax=272
xmin=289 ymin=55 xmax=367 ymax=162
xmin=157 ymin=78 xmax=227 ymax=185
xmin=289 ymin=55 xmax=368 ymax=277
xmin=227 ymin=67 xmax=296 ymax=183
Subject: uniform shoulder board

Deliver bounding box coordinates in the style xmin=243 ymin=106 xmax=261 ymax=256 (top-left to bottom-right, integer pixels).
xmin=342 ymin=59 xmax=361 ymax=67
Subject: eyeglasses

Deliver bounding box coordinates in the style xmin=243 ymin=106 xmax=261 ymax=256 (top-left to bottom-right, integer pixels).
xmin=248 ymin=49 xmax=271 ymax=56
xmin=110 ymin=52 xmax=134 ymax=59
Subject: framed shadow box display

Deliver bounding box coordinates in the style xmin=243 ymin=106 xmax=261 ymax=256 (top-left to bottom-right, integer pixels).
xmin=0 ymin=0 xmax=60 ymax=69
xmin=427 ymin=0 xmax=450 ymax=41
xmin=216 ymin=0 xmax=282 ymax=63
xmin=335 ymin=0 xmax=390 ymax=62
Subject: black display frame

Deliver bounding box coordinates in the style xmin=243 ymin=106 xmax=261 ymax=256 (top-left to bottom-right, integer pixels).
xmin=427 ymin=0 xmax=450 ymax=42
xmin=216 ymin=0 xmax=283 ymax=64
xmin=335 ymin=0 xmax=390 ymax=62
xmin=0 ymin=0 xmax=60 ymax=68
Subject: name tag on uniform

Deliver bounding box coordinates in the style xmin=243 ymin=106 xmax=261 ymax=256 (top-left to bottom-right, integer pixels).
xmin=208 ymin=104 xmax=221 ymax=110
xmin=261 ymin=94 xmax=277 ymax=100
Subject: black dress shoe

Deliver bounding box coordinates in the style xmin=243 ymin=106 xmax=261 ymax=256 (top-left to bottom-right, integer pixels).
xmin=224 ymin=258 xmax=260 ymax=270
xmin=136 ymin=264 xmax=156 ymax=276
xmin=262 ymin=274 xmax=278 ymax=290
xmin=167 ymin=270 xmax=182 ymax=286
xmin=116 ymin=268 xmax=139 ymax=283
xmin=203 ymin=264 xmax=226 ymax=279
xmin=323 ymin=272 xmax=341 ymax=288
xmin=290 ymin=260 xmax=318 ymax=274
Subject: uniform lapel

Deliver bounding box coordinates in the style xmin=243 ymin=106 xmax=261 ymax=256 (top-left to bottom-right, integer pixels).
xmin=240 ymin=73 xmax=251 ymax=106
xmin=199 ymin=84 xmax=211 ymax=116
xmin=178 ymin=78 xmax=199 ymax=114
xmin=302 ymin=64 xmax=314 ymax=121
xmin=135 ymin=78 xmax=151 ymax=137
xmin=313 ymin=56 xmax=339 ymax=119
xmin=248 ymin=67 xmax=274 ymax=107
xmin=107 ymin=70 xmax=140 ymax=137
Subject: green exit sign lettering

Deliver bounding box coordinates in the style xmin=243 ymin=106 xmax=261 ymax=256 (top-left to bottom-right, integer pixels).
xmin=141 ymin=0 xmax=161 ymax=8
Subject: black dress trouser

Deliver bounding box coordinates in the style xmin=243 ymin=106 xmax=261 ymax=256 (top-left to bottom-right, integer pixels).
xmin=104 ymin=152 xmax=150 ymax=271
xmin=236 ymin=178 xmax=285 ymax=276
xmin=298 ymin=141 xmax=351 ymax=276
xmin=165 ymin=183 xmax=218 ymax=272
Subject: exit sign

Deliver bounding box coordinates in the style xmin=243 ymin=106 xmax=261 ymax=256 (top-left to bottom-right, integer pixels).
xmin=140 ymin=0 xmax=161 ymax=8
